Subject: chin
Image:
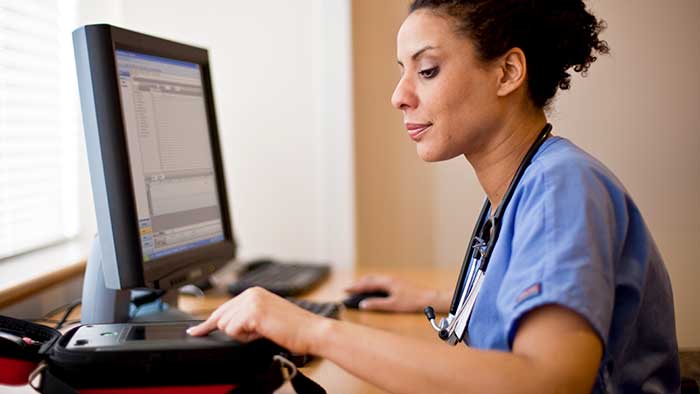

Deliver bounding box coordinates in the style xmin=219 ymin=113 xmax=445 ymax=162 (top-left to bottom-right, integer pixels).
xmin=416 ymin=143 xmax=453 ymax=162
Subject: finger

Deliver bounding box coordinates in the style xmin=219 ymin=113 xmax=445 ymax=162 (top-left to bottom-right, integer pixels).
xmin=223 ymin=317 xmax=246 ymax=339
xmin=344 ymin=277 xmax=370 ymax=292
xmin=345 ymin=275 xmax=391 ymax=293
xmin=187 ymin=315 xmax=219 ymax=336
xmin=188 ymin=299 xmax=238 ymax=336
xmin=359 ymin=296 xmax=395 ymax=311
xmin=222 ymin=305 xmax=262 ymax=341
xmin=236 ymin=331 xmax=262 ymax=343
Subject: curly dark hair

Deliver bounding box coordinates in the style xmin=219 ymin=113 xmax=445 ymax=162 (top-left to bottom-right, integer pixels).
xmin=409 ymin=0 xmax=610 ymax=108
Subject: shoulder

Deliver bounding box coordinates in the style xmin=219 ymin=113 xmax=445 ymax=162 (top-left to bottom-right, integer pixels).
xmin=516 ymin=137 xmax=628 ymax=209
xmin=506 ymin=136 xmax=633 ymax=259
xmin=496 ymin=138 xmax=629 ymax=348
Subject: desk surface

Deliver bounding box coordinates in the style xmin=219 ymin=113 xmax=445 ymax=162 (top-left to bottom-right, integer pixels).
xmin=4 ymin=265 xmax=457 ymax=394
xmin=185 ymin=265 xmax=458 ymax=394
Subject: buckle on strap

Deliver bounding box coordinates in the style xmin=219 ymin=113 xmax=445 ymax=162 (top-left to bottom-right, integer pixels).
xmin=273 ymin=354 xmax=297 ymax=382
xmin=28 ymin=360 xmax=47 ymax=391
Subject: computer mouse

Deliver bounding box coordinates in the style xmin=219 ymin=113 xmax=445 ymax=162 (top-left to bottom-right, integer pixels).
xmin=342 ymin=291 xmax=390 ymax=309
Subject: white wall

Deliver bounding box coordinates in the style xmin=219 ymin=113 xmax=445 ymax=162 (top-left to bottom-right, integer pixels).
xmin=75 ymin=0 xmax=355 ymax=267
xmin=312 ymin=0 xmax=356 ymax=270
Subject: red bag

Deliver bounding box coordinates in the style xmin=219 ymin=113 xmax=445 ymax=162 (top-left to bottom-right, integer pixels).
xmin=1 ymin=315 xmax=323 ymax=394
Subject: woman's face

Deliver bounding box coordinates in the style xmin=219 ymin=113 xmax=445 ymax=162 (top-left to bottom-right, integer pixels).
xmin=391 ymin=10 xmax=503 ymax=162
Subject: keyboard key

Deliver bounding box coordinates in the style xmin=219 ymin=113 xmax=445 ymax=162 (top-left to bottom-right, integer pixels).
xmin=227 ymin=260 xmax=330 ymax=297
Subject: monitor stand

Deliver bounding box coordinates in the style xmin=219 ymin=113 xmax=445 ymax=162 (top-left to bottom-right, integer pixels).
xmin=81 ymin=237 xmax=195 ymax=325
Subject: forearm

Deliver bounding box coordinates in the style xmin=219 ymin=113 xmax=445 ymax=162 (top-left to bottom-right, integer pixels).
xmin=309 ymin=319 xmax=555 ymax=394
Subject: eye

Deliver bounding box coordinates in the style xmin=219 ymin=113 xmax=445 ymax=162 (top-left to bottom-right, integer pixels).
xmin=419 ymin=66 xmax=439 ymax=79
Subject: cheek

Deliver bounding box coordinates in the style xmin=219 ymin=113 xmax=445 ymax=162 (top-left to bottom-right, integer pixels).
xmin=435 ymin=84 xmax=477 ymax=138
xmin=445 ymin=73 xmax=500 ymax=127
xmin=430 ymin=81 xmax=494 ymax=158
xmin=416 ymin=121 xmax=460 ymax=162
xmin=428 ymin=74 xmax=477 ymax=126
xmin=414 ymin=71 xmax=497 ymax=161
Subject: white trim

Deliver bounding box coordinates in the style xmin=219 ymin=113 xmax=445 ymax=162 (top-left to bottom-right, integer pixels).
xmin=312 ymin=0 xmax=355 ymax=268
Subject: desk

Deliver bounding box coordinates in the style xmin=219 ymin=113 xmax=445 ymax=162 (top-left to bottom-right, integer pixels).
xmin=184 ymin=266 xmax=458 ymax=394
xmin=4 ymin=265 xmax=457 ymax=394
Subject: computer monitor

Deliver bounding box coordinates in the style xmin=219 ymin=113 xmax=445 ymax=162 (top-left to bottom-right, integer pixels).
xmin=73 ymin=24 xmax=235 ymax=323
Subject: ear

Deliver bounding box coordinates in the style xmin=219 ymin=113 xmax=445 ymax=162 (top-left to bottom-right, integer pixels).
xmin=496 ymin=48 xmax=527 ymax=97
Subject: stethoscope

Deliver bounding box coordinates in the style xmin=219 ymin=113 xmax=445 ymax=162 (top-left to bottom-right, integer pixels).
xmin=424 ymin=123 xmax=553 ymax=346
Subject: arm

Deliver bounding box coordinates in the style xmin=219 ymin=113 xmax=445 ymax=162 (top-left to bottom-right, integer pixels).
xmin=189 ymin=288 xmax=602 ymax=394
xmin=316 ymin=304 xmax=602 ymax=394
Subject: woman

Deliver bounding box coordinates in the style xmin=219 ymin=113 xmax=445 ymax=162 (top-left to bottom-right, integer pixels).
xmin=190 ymin=1 xmax=680 ymax=392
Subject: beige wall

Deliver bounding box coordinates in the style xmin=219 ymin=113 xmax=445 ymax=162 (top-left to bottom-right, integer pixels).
xmin=353 ymin=0 xmax=475 ymax=269
xmin=353 ymin=0 xmax=700 ymax=347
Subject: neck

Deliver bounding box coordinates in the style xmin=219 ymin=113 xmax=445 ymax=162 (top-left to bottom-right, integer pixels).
xmin=466 ymin=109 xmax=548 ymax=211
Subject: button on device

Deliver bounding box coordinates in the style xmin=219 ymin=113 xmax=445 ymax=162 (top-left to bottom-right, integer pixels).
xmin=100 ymin=332 xmax=118 ymax=337
xmin=75 ymin=339 xmax=88 ymax=346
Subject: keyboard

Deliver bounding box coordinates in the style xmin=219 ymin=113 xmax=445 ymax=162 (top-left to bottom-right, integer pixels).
xmin=227 ymin=259 xmax=330 ymax=297
xmin=287 ymin=298 xmax=340 ymax=319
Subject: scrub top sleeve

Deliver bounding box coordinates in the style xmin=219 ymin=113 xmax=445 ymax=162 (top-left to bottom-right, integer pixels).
xmin=497 ymin=160 xmax=619 ymax=349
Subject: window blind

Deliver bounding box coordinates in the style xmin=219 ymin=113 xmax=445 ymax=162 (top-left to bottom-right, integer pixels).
xmin=0 ymin=0 xmax=79 ymax=259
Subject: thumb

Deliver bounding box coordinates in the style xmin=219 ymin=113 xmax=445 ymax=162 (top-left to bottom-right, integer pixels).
xmin=359 ymin=297 xmax=395 ymax=311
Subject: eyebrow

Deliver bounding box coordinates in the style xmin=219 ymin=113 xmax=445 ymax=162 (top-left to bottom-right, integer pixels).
xmin=397 ymin=45 xmax=438 ymax=67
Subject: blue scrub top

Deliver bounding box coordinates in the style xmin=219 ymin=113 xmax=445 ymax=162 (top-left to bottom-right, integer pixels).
xmin=466 ymin=136 xmax=680 ymax=393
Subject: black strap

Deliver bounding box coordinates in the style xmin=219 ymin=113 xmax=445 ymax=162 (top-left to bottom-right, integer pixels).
xmin=39 ymin=368 xmax=77 ymax=394
xmin=290 ymin=370 xmax=326 ymax=394
xmin=232 ymin=357 xmax=325 ymax=394
xmin=228 ymin=359 xmax=285 ymax=394
xmin=36 ymin=357 xmax=325 ymax=394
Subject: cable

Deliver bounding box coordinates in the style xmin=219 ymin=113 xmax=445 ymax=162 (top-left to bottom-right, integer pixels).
xmin=29 ymin=318 xmax=80 ymax=326
xmin=55 ymin=299 xmax=82 ymax=330
xmin=23 ymin=298 xmax=82 ymax=329
xmin=27 ymin=290 xmax=205 ymax=328
xmin=37 ymin=298 xmax=82 ymax=322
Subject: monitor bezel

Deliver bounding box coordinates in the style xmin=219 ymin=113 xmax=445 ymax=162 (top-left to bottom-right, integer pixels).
xmin=81 ymin=24 xmax=236 ymax=290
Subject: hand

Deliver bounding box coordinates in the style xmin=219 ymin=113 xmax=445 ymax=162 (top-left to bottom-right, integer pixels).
xmin=187 ymin=287 xmax=329 ymax=355
xmin=344 ymin=275 xmax=447 ymax=313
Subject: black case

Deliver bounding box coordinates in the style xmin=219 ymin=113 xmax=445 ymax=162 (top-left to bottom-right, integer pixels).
xmin=0 ymin=315 xmax=322 ymax=394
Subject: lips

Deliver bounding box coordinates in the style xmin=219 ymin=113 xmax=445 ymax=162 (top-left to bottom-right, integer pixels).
xmin=405 ymin=123 xmax=432 ymax=141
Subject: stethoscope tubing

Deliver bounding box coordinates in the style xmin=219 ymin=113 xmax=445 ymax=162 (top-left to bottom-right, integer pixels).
xmin=428 ymin=123 xmax=553 ymax=345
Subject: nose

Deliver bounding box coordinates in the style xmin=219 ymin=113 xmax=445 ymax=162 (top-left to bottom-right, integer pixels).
xmin=391 ymin=74 xmax=418 ymax=111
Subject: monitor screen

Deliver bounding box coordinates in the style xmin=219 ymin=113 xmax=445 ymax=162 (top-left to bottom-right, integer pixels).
xmin=115 ymin=49 xmax=225 ymax=261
